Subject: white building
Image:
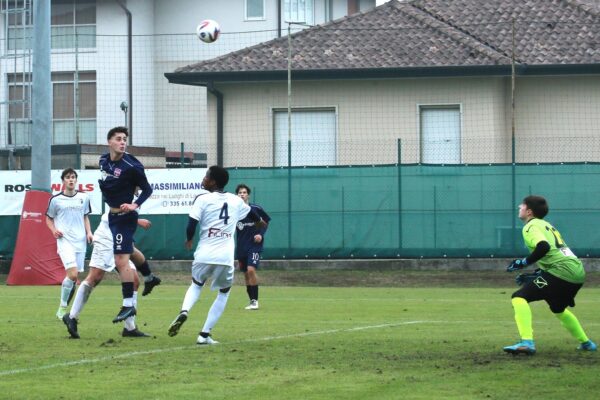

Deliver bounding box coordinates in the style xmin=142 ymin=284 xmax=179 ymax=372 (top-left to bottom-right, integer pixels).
xmin=0 ymin=0 xmax=375 ymax=168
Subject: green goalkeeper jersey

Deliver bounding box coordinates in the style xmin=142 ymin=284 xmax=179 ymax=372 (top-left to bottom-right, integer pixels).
xmin=522 ymin=218 xmax=585 ymax=284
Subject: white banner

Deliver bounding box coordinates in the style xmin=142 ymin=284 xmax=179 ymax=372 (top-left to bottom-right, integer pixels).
xmin=0 ymin=168 xmax=207 ymax=215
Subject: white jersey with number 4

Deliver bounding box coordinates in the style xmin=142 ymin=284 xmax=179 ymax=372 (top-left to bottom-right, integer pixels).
xmin=189 ymin=191 xmax=251 ymax=267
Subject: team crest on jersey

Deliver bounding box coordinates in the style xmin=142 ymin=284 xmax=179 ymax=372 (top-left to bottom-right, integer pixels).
xmin=114 ymin=168 xmax=122 ymax=177
xmin=533 ymin=276 xmax=548 ymax=288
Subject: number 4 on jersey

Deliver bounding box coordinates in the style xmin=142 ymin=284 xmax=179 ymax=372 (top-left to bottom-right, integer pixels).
xmin=219 ymin=203 xmax=229 ymax=224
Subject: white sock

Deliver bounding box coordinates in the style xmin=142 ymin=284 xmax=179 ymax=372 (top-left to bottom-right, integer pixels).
xmin=60 ymin=277 xmax=75 ymax=307
xmin=124 ymin=291 xmax=138 ymax=330
xmin=201 ymin=291 xmax=230 ymax=334
xmin=69 ymin=281 xmax=92 ymax=319
xmin=181 ymin=282 xmax=203 ymax=312
xmin=124 ymin=316 xmax=136 ymax=331
xmin=123 ymin=297 xmax=134 ymax=307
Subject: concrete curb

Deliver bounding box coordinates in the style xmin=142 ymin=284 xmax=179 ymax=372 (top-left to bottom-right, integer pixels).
xmin=5 ymin=258 xmax=600 ymax=274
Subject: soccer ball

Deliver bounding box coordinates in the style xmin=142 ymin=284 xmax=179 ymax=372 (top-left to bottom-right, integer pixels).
xmin=196 ymin=19 xmax=220 ymax=43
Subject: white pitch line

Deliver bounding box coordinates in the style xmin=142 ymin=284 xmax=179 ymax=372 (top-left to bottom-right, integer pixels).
xmin=0 ymin=320 xmax=434 ymax=377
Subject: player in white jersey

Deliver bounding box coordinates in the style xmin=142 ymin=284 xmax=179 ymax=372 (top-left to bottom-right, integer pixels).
xmin=62 ymin=210 xmax=153 ymax=338
xmin=167 ymin=166 xmax=267 ymax=344
xmin=46 ymin=168 xmax=93 ymax=319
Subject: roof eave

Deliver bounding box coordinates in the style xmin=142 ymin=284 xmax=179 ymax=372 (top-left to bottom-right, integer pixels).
xmin=165 ymin=64 xmax=600 ymax=86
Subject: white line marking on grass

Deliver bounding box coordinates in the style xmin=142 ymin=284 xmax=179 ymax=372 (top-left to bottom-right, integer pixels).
xmin=0 ymin=320 xmax=434 ymax=377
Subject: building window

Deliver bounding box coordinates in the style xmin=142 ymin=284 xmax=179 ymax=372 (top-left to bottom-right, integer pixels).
xmin=284 ymin=0 xmax=314 ymax=25
xmin=419 ymin=105 xmax=461 ymax=164
xmin=4 ymin=0 xmax=96 ymax=51
xmin=7 ymin=71 xmax=97 ymax=145
xmin=6 ymin=73 xmax=31 ymax=146
xmin=245 ymin=0 xmax=265 ymax=20
xmin=273 ymin=108 xmax=336 ymax=166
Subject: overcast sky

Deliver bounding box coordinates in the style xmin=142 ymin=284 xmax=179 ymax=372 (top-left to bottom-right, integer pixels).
xmin=375 ymin=0 xmax=391 ymax=4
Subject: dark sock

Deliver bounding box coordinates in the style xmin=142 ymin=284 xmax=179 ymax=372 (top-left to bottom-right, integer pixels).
xmin=67 ymin=283 xmax=77 ymax=305
xmin=246 ymin=285 xmax=252 ymax=300
xmin=122 ymin=282 xmax=134 ymax=299
xmin=200 ymin=332 xmax=209 ymax=338
xmin=138 ymin=261 xmax=152 ymax=277
xmin=250 ymin=285 xmax=258 ymax=301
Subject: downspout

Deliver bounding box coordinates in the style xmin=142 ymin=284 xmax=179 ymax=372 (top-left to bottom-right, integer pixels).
xmin=207 ymin=83 xmax=224 ymax=167
xmin=116 ymin=0 xmax=133 ymax=141
xmin=277 ymin=0 xmax=282 ymax=37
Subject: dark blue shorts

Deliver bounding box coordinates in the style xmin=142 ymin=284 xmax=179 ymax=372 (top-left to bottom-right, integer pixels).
xmin=108 ymin=211 xmax=138 ymax=254
xmin=237 ymin=251 xmax=261 ymax=272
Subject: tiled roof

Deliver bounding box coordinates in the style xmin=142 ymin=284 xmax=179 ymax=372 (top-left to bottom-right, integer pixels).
xmin=174 ymin=0 xmax=600 ymax=75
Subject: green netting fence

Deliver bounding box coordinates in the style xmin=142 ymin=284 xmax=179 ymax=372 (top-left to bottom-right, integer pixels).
xmin=1 ymin=163 xmax=599 ymax=261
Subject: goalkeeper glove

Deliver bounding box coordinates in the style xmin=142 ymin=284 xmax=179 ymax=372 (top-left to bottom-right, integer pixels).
xmin=515 ymin=269 xmax=542 ymax=286
xmin=507 ymin=258 xmax=527 ymax=272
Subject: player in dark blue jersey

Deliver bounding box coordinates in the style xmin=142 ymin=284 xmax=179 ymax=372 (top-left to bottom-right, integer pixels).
xmin=235 ymin=184 xmax=271 ymax=310
xmin=99 ymin=126 xmax=159 ymax=323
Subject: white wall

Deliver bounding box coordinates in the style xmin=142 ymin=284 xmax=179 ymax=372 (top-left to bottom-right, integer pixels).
xmin=202 ymin=76 xmax=600 ymax=167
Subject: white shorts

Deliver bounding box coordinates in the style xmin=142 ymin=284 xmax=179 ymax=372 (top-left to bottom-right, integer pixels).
xmin=192 ymin=262 xmax=234 ymax=291
xmin=58 ymin=248 xmax=85 ymax=272
xmin=89 ymin=242 xmax=136 ymax=273
xmin=56 ymin=238 xmax=86 ymax=272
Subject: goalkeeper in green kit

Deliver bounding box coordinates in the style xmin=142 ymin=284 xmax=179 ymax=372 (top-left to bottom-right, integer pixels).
xmin=504 ymin=195 xmax=597 ymax=355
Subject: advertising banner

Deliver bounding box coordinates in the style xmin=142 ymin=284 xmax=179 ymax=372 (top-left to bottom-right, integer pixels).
xmin=0 ymin=168 xmax=207 ymax=215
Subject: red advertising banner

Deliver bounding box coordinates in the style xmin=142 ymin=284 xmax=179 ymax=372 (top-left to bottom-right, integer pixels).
xmin=7 ymin=190 xmax=64 ymax=285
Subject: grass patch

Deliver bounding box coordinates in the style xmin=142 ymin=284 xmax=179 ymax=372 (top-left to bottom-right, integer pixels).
xmin=1 ymin=275 xmax=599 ymax=399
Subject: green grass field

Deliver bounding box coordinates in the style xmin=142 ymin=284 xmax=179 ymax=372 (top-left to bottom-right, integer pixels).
xmin=1 ymin=272 xmax=599 ymax=399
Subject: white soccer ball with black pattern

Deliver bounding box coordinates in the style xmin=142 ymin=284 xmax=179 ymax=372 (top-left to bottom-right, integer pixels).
xmin=196 ymin=19 xmax=220 ymax=43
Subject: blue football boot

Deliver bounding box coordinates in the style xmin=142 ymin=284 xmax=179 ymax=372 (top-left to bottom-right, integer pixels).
xmin=577 ymin=340 xmax=598 ymax=352
xmin=503 ymin=340 xmax=536 ymax=355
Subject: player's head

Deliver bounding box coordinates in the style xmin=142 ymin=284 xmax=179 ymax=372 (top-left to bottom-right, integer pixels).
xmin=61 ymin=168 xmax=78 ymax=191
xmin=107 ymin=126 xmax=128 ymax=155
xmin=236 ymin=183 xmax=251 ymax=203
xmin=203 ymin=165 xmax=229 ymax=191
xmin=107 ymin=126 xmax=128 ymax=141
xmin=519 ymin=195 xmax=548 ymax=221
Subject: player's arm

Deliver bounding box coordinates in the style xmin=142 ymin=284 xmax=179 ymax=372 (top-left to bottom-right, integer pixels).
xmin=132 ymin=168 xmax=153 ymax=208
xmin=138 ymin=218 xmax=152 ymax=230
xmin=185 ymin=216 xmax=199 ymax=250
xmin=256 ymin=206 xmax=271 ymax=236
xmin=246 ymin=208 xmax=267 ymax=230
xmin=84 ymin=215 xmax=94 ymax=243
xmin=119 ymin=168 xmax=153 ymax=212
xmin=525 ymin=240 xmax=550 ymax=265
xmin=507 ymin=225 xmax=550 ymax=271
xmin=45 ymin=200 xmax=62 ymax=238
xmin=84 ymin=197 xmax=93 ymax=243
xmin=45 ymin=216 xmax=63 ymax=238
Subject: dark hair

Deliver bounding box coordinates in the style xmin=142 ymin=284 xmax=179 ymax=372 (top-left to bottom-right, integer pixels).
xmin=61 ymin=167 xmax=78 ymax=180
xmin=107 ymin=126 xmax=128 ymax=141
xmin=208 ymin=165 xmax=229 ymax=189
xmin=236 ymin=183 xmax=251 ymax=195
xmin=523 ymin=195 xmax=548 ymax=219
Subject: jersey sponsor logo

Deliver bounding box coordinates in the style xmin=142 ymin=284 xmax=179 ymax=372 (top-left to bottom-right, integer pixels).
xmin=236 ymin=221 xmax=254 ymax=231
xmin=208 ymin=227 xmax=232 ymax=238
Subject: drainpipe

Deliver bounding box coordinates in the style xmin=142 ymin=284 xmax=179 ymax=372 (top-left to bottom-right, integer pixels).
xmin=277 ymin=0 xmax=282 ymax=37
xmin=116 ymin=0 xmax=133 ymax=141
xmin=207 ymin=82 xmax=224 ymax=167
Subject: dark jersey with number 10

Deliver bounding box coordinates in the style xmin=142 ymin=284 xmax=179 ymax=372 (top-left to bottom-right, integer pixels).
xmin=236 ymin=204 xmax=270 ymax=258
